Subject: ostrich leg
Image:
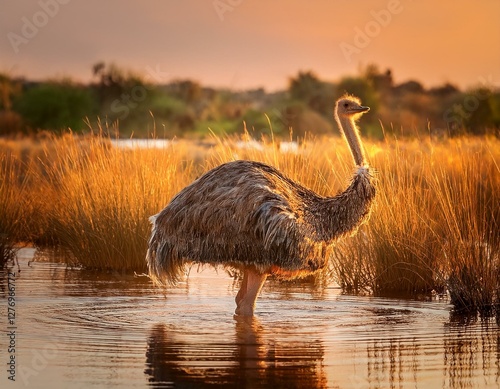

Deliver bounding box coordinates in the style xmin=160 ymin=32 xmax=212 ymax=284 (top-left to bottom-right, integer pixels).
xmin=235 ymin=271 xmax=249 ymax=307
xmin=235 ymin=268 xmax=267 ymax=316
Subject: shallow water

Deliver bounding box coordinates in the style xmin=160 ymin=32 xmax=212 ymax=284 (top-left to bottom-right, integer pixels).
xmin=0 ymin=249 xmax=498 ymax=388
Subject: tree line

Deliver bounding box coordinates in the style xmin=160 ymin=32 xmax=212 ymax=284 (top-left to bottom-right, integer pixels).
xmin=0 ymin=63 xmax=499 ymax=138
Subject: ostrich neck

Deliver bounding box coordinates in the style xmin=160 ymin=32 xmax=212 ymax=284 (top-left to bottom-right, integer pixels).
xmin=338 ymin=115 xmax=366 ymax=167
xmin=312 ymin=167 xmax=376 ymax=242
xmin=310 ymin=108 xmax=375 ymax=241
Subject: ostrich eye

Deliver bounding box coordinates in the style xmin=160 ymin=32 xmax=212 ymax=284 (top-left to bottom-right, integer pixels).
xmin=343 ymin=103 xmax=349 ymax=108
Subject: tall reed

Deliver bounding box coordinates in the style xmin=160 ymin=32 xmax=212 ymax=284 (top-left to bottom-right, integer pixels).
xmin=430 ymin=138 xmax=500 ymax=315
xmin=331 ymin=136 xmax=500 ymax=315
xmin=0 ymin=143 xmax=48 ymax=266
xmin=39 ymin=133 xmax=197 ymax=271
xmin=331 ymin=138 xmax=445 ymax=295
xmin=0 ymin=154 xmax=26 ymax=265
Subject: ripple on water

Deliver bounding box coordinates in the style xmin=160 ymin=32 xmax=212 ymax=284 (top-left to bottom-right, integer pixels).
xmin=0 ymin=248 xmax=498 ymax=389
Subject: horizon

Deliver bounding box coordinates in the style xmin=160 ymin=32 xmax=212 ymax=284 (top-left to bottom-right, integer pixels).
xmin=1 ymin=1 xmax=499 ymax=93
xmin=5 ymin=64 xmax=494 ymax=94
xmin=7 ymin=62 xmax=490 ymax=94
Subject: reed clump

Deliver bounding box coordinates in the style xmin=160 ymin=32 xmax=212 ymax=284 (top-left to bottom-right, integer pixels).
xmin=331 ymin=139 xmax=446 ymax=295
xmin=331 ymin=136 xmax=500 ymax=316
xmin=0 ymin=154 xmax=27 ymax=265
xmin=35 ymin=133 xmax=197 ymax=271
xmin=430 ymin=139 xmax=500 ymax=315
xmin=0 ymin=134 xmax=71 ymax=247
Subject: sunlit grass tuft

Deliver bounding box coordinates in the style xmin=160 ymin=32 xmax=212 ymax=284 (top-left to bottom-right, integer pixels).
xmin=331 ymin=138 xmax=445 ymax=295
xmin=0 ymin=146 xmax=45 ymax=266
xmin=37 ymin=133 xmax=197 ymax=271
xmin=0 ymin=154 xmax=26 ymax=265
xmin=331 ymin=136 xmax=500 ymax=315
xmin=431 ymin=139 xmax=500 ymax=316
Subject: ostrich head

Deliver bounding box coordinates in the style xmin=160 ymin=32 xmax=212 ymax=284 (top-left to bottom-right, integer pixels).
xmin=335 ymin=96 xmax=370 ymax=119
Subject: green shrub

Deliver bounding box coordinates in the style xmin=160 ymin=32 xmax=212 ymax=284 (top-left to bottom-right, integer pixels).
xmin=15 ymin=81 xmax=96 ymax=132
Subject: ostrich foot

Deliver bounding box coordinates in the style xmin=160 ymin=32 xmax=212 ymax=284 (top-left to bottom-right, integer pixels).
xmin=235 ymin=268 xmax=267 ymax=316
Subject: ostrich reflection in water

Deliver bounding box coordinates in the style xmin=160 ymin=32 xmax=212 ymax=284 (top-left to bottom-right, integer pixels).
xmin=145 ymin=318 xmax=327 ymax=388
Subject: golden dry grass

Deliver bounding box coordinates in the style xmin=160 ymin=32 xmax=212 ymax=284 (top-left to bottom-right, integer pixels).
xmin=1 ymin=132 xmax=499 ymax=315
xmin=429 ymin=139 xmax=500 ymax=315
xmin=332 ymin=136 xmax=499 ymax=315
xmin=41 ymin=134 xmax=197 ymax=270
xmin=0 ymin=153 xmax=26 ymax=264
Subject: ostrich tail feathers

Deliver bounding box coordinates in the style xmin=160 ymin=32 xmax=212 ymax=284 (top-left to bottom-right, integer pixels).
xmin=146 ymin=214 xmax=186 ymax=286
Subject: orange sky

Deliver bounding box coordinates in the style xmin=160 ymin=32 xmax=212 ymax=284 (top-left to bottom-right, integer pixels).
xmin=1 ymin=0 xmax=499 ymax=91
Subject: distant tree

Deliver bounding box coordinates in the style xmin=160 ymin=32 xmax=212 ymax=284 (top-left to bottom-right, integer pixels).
xmin=363 ymin=64 xmax=393 ymax=92
xmin=0 ymin=74 xmax=23 ymax=134
xmin=0 ymin=74 xmax=22 ymax=111
xmin=15 ymin=80 xmax=96 ymax=132
xmin=429 ymin=83 xmax=460 ymax=98
xmin=168 ymin=80 xmax=202 ymax=104
xmin=464 ymin=88 xmax=495 ymax=134
xmin=336 ymin=76 xmax=379 ymax=114
xmin=282 ymin=102 xmax=333 ymax=138
xmin=91 ymin=61 xmax=145 ymax=105
xmin=393 ymin=80 xmax=425 ymax=95
xmin=288 ymin=71 xmax=334 ymax=116
xmin=489 ymin=92 xmax=500 ymax=130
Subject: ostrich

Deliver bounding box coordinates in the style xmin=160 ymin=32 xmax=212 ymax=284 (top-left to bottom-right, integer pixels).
xmin=146 ymin=95 xmax=376 ymax=316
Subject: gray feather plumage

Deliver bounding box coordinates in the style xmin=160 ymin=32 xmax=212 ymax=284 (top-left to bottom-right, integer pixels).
xmin=146 ymin=160 xmax=375 ymax=284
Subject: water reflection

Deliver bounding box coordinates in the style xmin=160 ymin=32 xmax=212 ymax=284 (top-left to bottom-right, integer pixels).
xmin=142 ymin=297 xmax=500 ymax=388
xmin=1 ymin=248 xmax=499 ymax=388
xmin=145 ymin=317 xmax=327 ymax=388
xmin=343 ymin=317 xmax=500 ymax=389
xmin=365 ymin=338 xmax=420 ymax=388
xmin=443 ymin=319 xmax=500 ymax=389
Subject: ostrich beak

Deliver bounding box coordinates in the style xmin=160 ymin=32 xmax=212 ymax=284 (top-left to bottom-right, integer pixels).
xmin=349 ymin=105 xmax=370 ymax=114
